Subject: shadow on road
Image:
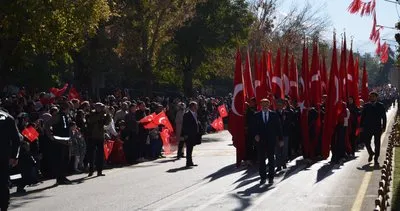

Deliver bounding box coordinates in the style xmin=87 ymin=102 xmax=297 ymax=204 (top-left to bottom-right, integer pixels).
xmin=229 ymin=183 xmax=274 ymax=211
xmin=154 ymin=158 xmax=179 ymax=164
xmin=356 ymin=163 xmax=382 ymax=172
xmin=166 ymin=166 xmax=192 ymax=173
xmin=316 ymin=163 xmax=337 ymax=183
xmin=9 ymin=194 xmax=50 ymax=210
xmin=203 ymin=164 xmax=240 ymax=182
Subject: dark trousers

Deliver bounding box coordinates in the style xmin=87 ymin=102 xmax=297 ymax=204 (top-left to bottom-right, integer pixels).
xmin=350 ymin=129 xmax=357 ymax=155
xmin=257 ymin=143 xmax=275 ymax=180
xmin=52 ymin=143 xmax=70 ymax=181
xmin=364 ymin=130 xmax=382 ymax=162
xmin=186 ymin=143 xmax=194 ymax=166
xmin=177 ymin=140 xmax=185 ymax=157
xmin=87 ymin=138 xmax=104 ymax=173
xmin=332 ymin=125 xmax=346 ymax=162
xmin=0 ymin=159 xmax=9 ymax=210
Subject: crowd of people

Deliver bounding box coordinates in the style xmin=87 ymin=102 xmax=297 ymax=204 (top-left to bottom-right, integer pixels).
xmin=0 ymin=87 xmax=232 ymax=211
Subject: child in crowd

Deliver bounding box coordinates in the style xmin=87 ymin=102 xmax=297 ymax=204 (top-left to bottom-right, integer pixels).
xmin=70 ymin=121 xmax=86 ymax=173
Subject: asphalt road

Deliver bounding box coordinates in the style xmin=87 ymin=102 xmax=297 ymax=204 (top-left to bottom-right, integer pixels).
xmin=9 ymin=105 xmax=397 ymax=211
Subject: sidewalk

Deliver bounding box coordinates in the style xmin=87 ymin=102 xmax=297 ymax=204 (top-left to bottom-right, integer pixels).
xmin=358 ymin=104 xmax=398 ymax=211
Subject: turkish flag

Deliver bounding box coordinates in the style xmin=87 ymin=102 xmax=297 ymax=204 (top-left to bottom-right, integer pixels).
xmin=50 ymin=83 xmax=69 ymax=98
xmin=353 ymin=57 xmax=360 ymax=107
xmin=152 ymin=111 xmax=174 ymax=132
xmin=160 ymin=128 xmax=172 ymax=155
xmin=229 ymin=49 xmax=246 ymax=166
xmin=22 ymin=127 xmax=39 ymax=142
xmin=289 ymin=55 xmax=299 ymax=102
xmin=140 ymin=113 xmax=158 ymax=129
xmin=256 ymin=51 xmax=268 ymax=104
xmin=272 ymin=49 xmax=284 ymax=100
xmin=322 ymin=33 xmax=341 ymax=159
xmin=361 ymin=61 xmax=369 ymax=102
xmin=243 ymin=51 xmax=255 ymax=100
xmin=104 ymin=140 xmax=115 ymax=160
xmin=321 ymin=56 xmax=328 ymax=95
xmin=108 ymin=139 xmax=126 ymax=164
xmin=380 ymin=42 xmax=389 ymax=63
xmin=254 ymin=52 xmax=261 ymax=100
xmin=218 ymin=105 xmax=228 ymax=118
xmin=68 ymin=86 xmax=81 ymax=100
xmin=299 ymin=42 xmax=310 ymax=158
xmin=347 ymin=45 xmax=355 ymax=102
xmin=211 ymin=117 xmax=224 ymax=131
xmin=339 ymin=37 xmax=348 ymax=101
xmin=282 ymin=48 xmax=290 ymax=97
xmin=310 ymin=42 xmax=322 ymax=107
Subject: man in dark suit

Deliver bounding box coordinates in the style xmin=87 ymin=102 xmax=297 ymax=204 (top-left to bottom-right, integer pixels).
xmin=0 ymin=109 xmax=21 ymax=211
xmin=182 ymin=101 xmax=202 ymax=167
xmin=360 ymin=92 xmax=387 ymax=166
xmin=254 ymin=99 xmax=283 ymax=185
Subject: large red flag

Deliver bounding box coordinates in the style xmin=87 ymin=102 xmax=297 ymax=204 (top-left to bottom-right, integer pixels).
xmin=339 ymin=37 xmax=348 ymax=101
xmin=104 ymin=140 xmax=115 ymax=160
xmin=361 ymin=61 xmax=369 ymax=102
xmin=152 ymin=111 xmax=174 ymax=132
xmin=299 ymin=42 xmax=310 ymax=158
xmin=229 ymin=49 xmax=246 ymax=166
xmin=309 ymin=42 xmax=322 ymax=157
xmin=243 ymin=51 xmax=255 ymax=100
xmin=282 ymin=48 xmax=290 ymax=97
xmin=218 ymin=104 xmax=228 ymax=118
xmin=272 ymin=49 xmax=284 ymax=100
xmin=321 ymin=56 xmax=328 ymax=95
xmin=353 ymin=57 xmax=360 ymax=107
xmin=289 ymin=54 xmax=299 ymax=101
xmin=140 ymin=113 xmax=158 ymax=129
xmin=322 ymin=33 xmax=341 ymax=159
xmin=266 ymin=51 xmax=273 ymax=97
xmin=310 ymin=42 xmax=322 ymax=107
xmin=347 ymin=45 xmax=356 ymax=101
xmin=256 ymin=51 xmax=268 ymax=103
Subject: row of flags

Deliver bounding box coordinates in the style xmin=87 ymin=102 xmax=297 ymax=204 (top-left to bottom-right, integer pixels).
xmin=228 ymin=33 xmax=370 ymax=166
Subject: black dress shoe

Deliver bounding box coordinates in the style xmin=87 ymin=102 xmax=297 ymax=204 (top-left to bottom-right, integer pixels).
xmin=88 ymin=172 xmax=94 ymax=177
xmin=368 ymin=153 xmax=374 ymax=162
xmin=268 ymin=179 xmax=274 ymax=184
xmin=283 ymin=164 xmax=287 ymax=169
xmin=97 ymin=173 xmax=105 ymax=177
xmin=260 ymin=179 xmax=266 ymax=185
xmin=276 ymin=167 xmax=282 ymax=172
xmin=186 ymin=163 xmax=198 ymax=167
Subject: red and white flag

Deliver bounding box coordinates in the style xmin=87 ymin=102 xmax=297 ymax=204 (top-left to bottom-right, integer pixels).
xmin=243 ymin=50 xmax=255 ymax=100
xmin=289 ymin=54 xmax=299 ymax=102
xmin=211 ymin=117 xmax=224 ymax=131
xmin=272 ymin=49 xmax=284 ymax=100
xmin=322 ymin=33 xmax=341 ymax=159
xmin=361 ymin=61 xmax=369 ymax=102
xmin=22 ymin=127 xmax=39 ymax=142
xmin=68 ymin=86 xmax=81 ymax=100
xmin=218 ymin=104 xmax=228 ymax=118
xmin=229 ymin=49 xmax=246 ymax=166
xmin=299 ymin=41 xmax=310 ymax=158
xmin=152 ymin=111 xmax=174 ymax=132
xmin=282 ymin=48 xmax=290 ymax=97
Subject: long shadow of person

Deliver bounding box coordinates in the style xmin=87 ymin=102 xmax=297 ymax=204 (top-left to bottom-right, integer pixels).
xmin=166 ymin=166 xmax=193 ymax=173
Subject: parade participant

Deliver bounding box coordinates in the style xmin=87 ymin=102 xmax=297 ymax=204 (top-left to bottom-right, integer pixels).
xmin=360 ymin=92 xmax=387 ymax=166
xmin=182 ymin=101 xmax=203 ymax=167
xmin=0 ymin=108 xmax=21 ymax=211
xmin=348 ymin=96 xmax=360 ymax=157
xmin=275 ymin=99 xmax=292 ymax=171
xmin=245 ymin=97 xmax=257 ymax=165
xmin=86 ymin=103 xmax=111 ymax=176
xmin=136 ymin=101 xmax=150 ymax=159
xmin=254 ymin=99 xmax=282 ymax=185
xmin=176 ymin=102 xmax=186 ymax=159
xmin=124 ymin=103 xmax=138 ymax=163
xmin=45 ymin=102 xmax=72 ymax=184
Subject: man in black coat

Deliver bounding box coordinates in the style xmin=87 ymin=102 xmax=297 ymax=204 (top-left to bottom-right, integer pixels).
xmin=360 ymin=92 xmax=387 ymax=166
xmin=0 ymin=109 xmax=21 ymax=211
xmin=254 ymin=99 xmax=283 ymax=185
xmin=182 ymin=101 xmax=202 ymax=168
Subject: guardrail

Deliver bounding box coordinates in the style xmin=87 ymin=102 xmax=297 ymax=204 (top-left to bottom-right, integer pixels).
xmin=374 ymin=119 xmax=398 ymax=211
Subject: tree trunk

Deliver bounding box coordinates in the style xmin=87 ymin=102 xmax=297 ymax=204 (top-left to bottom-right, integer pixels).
xmin=143 ymin=60 xmax=154 ymax=97
xmin=183 ymin=69 xmax=194 ymax=97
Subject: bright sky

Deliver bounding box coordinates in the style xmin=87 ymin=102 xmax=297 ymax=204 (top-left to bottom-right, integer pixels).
xmin=279 ymin=0 xmax=399 ymax=54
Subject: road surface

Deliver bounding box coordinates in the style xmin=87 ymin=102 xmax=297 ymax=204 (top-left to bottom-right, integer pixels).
xmin=9 ymin=105 xmax=397 ymax=211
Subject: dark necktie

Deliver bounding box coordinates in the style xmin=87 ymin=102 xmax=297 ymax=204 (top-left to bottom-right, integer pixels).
xmin=264 ymin=112 xmax=268 ymax=124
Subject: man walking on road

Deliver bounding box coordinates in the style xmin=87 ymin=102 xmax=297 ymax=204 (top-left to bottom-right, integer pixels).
xmin=182 ymin=101 xmax=202 ymax=168
xmin=360 ymin=92 xmax=387 ymax=166
xmin=0 ymin=109 xmax=21 ymax=211
xmin=254 ymin=99 xmax=283 ymax=185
